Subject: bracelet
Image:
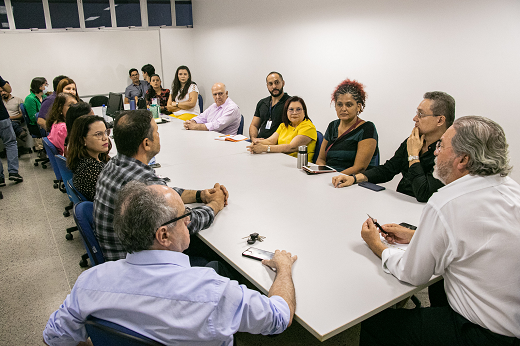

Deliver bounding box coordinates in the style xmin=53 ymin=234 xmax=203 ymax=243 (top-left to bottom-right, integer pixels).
xmin=196 ymin=190 xmax=203 ymax=203
xmin=267 ymin=145 xmax=271 ymax=153
xmin=350 ymin=174 xmax=357 ymax=184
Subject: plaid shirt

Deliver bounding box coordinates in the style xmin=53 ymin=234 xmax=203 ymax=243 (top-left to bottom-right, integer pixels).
xmin=93 ymin=154 xmax=215 ymax=261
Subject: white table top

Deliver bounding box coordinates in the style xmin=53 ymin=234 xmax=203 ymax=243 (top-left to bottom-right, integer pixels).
xmin=148 ymin=119 xmax=434 ymax=341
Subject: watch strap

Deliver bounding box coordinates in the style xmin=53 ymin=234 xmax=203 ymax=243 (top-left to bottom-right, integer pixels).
xmin=196 ymin=190 xmax=203 ymax=203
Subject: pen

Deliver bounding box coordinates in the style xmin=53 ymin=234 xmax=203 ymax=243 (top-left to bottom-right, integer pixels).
xmin=367 ymin=214 xmax=388 ymax=234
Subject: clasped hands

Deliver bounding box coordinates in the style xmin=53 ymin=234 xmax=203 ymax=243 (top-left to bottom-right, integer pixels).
xmin=183 ymin=119 xmax=197 ymax=130
xmin=247 ymin=138 xmax=267 ymax=154
xmin=200 ymin=183 xmax=229 ymax=211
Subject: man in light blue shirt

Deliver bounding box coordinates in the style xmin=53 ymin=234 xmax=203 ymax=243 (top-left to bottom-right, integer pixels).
xmin=44 ymin=181 xmax=297 ymax=346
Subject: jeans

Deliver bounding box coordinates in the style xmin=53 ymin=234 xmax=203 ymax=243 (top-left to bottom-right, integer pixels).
xmin=11 ymin=120 xmax=25 ymax=138
xmin=0 ymin=118 xmax=19 ymax=179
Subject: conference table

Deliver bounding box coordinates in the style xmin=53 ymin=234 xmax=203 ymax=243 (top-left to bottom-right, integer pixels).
xmin=140 ymin=117 xmax=435 ymax=342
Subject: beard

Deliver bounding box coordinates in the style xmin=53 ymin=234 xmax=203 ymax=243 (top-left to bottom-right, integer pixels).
xmin=433 ymin=157 xmax=452 ymax=185
xmin=269 ymin=87 xmax=283 ymax=97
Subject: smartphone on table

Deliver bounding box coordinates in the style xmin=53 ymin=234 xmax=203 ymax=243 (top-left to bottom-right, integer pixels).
xmin=242 ymin=247 xmax=274 ymax=261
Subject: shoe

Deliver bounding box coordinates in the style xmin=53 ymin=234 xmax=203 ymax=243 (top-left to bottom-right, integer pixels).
xmin=8 ymin=173 xmax=23 ymax=182
xmin=0 ymin=177 xmax=5 ymax=187
xmin=38 ymin=150 xmax=47 ymax=159
xmin=19 ymin=130 xmax=28 ymax=141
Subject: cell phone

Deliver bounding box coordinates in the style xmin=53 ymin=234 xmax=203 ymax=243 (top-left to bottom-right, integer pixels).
xmin=302 ymin=165 xmax=336 ymax=174
xmin=399 ymin=222 xmax=417 ymax=230
xmin=242 ymin=247 xmax=274 ymax=261
xmin=358 ymin=182 xmax=386 ymax=191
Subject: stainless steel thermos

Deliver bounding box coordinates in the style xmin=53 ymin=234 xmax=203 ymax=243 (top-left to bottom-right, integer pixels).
xmin=297 ymin=145 xmax=308 ymax=169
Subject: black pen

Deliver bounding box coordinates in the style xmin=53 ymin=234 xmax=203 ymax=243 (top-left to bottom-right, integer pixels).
xmin=367 ymin=214 xmax=388 ymax=234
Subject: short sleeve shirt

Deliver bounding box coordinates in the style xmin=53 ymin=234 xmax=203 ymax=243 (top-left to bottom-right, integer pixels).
xmin=275 ymin=119 xmax=317 ymax=161
xmin=254 ymin=93 xmax=290 ymax=139
xmin=173 ymin=83 xmax=200 ymax=116
xmin=324 ymin=120 xmax=379 ymax=172
xmin=125 ymin=81 xmax=149 ymax=100
xmin=3 ymin=95 xmax=24 ymax=119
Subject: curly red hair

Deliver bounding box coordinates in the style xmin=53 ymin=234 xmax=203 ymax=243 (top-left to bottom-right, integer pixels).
xmin=331 ymin=79 xmax=367 ymax=111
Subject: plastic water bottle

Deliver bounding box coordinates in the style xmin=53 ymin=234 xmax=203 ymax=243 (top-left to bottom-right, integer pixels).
xmin=101 ymin=104 xmax=107 ymax=121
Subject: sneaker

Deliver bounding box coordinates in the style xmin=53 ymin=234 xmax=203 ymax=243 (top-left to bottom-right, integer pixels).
xmin=0 ymin=177 xmax=5 ymax=187
xmin=8 ymin=173 xmax=23 ymax=182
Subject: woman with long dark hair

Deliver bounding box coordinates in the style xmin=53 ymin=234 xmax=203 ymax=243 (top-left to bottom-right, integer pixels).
xmin=145 ymin=74 xmax=170 ymax=114
xmin=166 ymin=65 xmax=200 ymax=120
xmin=46 ymin=93 xmax=78 ymax=155
xmin=67 ymin=115 xmax=110 ymax=201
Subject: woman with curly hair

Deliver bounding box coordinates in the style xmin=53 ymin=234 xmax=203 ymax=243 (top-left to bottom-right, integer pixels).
xmin=315 ymin=78 xmax=379 ymax=174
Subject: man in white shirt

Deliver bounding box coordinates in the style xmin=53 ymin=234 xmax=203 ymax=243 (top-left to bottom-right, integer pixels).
xmin=183 ymin=83 xmax=241 ymax=135
xmin=359 ymin=116 xmax=520 ymax=345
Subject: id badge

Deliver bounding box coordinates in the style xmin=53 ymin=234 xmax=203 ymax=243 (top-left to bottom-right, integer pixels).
xmin=265 ymin=120 xmax=272 ymax=130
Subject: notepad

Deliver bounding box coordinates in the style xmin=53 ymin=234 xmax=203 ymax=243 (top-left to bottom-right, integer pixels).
xmin=215 ymin=134 xmax=248 ymax=142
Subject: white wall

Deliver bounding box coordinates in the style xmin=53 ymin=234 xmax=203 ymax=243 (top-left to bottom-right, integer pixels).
xmin=187 ymin=0 xmax=520 ymax=181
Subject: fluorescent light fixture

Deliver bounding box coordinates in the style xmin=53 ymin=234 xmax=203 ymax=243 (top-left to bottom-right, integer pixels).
xmin=2 ymin=22 xmax=8 ymax=28
xmin=0 ymin=6 xmax=7 ymax=15
xmin=85 ymin=16 xmax=100 ymax=21
xmin=104 ymin=4 xmax=117 ymax=10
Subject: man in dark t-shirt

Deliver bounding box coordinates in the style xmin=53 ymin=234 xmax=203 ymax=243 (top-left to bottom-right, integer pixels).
xmin=0 ymin=76 xmax=23 ymax=186
xmin=249 ymin=72 xmax=290 ymax=140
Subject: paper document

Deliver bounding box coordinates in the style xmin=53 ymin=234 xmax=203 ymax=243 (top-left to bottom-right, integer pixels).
xmin=380 ymin=235 xmax=409 ymax=251
xmin=215 ymin=134 xmax=248 ymax=142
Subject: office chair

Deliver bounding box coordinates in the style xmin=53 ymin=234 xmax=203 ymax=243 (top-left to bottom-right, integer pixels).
xmin=19 ymin=103 xmax=49 ymax=168
xmin=313 ymin=131 xmax=324 ymax=164
xmin=198 ymin=94 xmax=203 ymax=113
xmin=237 ymin=115 xmax=245 ymax=135
xmin=54 ymin=154 xmax=81 ymax=238
xmin=89 ymin=95 xmax=109 ymax=108
xmin=67 ymin=179 xmax=87 ymax=202
xmin=42 ymin=138 xmax=64 ymax=192
xmin=73 ymin=201 xmax=104 ymax=267
xmin=85 ymin=315 xmax=165 ymax=346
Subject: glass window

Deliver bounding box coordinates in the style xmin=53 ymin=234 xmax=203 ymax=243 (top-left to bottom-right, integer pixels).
xmin=147 ymin=0 xmax=171 ymax=27
xmin=1 ymin=0 xmax=10 ymax=29
xmin=114 ymin=0 xmax=141 ymax=27
xmin=175 ymin=0 xmax=192 ymax=27
xmin=83 ymin=0 xmax=111 ymax=28
xmin=49 ymin=0 xmax=80 ymax=28
xmin=11 ymin=0 xmax=46 ymax=29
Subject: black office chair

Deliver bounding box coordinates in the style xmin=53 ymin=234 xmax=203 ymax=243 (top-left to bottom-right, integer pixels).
xmin=89 ymin=95 xmax=109 ymax=108
xmin=19 ymin=103 xmax=49 ymax=168
xmin=85 ymin=315 xmax=165 ymax=346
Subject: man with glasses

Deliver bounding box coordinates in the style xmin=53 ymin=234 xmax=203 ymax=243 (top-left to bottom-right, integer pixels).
xmin=45 ymin=181 xmax=297 ymax=345
xmin=249 ymin=71 xmax=291 ymax=140
xmin=184 ymin=83 xmax=241 ymax=135
xmin=124 ymin=68 xmax=149 ymax=104
xmin=94 ymin=110 xmax=228 ymax=261
xmin=332 ymin=91 xmax=455 ymax=203
xmin=359 ymin=116 xmax=520 ymax=345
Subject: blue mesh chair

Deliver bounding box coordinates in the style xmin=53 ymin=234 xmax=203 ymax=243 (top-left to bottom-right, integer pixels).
xmin=42 ymin=137 xmax=64 ymax=192
xmin=85 ymin=315 xmax=164 ymax=346
xmin=237 ymin=115 xmax=245 ymax=135
xmin=312 ymin=131 xmax=324 ymax=164
xmin=73 ymin=202 xmax=104 ymax=267
xmin=198 ymin=94 xmax=203 ymax=113
xmin=20 ymin=103 xmax=49 ymax=168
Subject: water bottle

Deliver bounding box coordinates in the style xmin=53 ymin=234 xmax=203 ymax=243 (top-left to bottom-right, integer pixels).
xmin=129 ymin=99 xmax=136 ymax=110
xmin=101 ymin=104 xmax=107 ymax=121
xmin=297 ymin=145 xmax=308 ymax=169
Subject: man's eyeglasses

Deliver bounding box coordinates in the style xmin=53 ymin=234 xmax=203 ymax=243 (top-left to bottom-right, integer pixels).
xmin=416 ymin=111 xmax=439 ymax=119
xmin=435 ymin=141 xmax=451 ymax=152
xmin=160 ymin=207 xmax=192 ymax=228
xmin=89 ymin=129 xmax=111 ymax=140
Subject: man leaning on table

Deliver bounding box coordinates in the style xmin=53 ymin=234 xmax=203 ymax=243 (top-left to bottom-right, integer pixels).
xmin=359 ymin=116 xmax=520 ymax=345
xmin=44 ymin=181 xmax=297 ymax=346
xmin=94 ymin=109 xmax=229 ymax=261
xmin=332 ymin=91 xmax=455 ymax=203
xmin=184 ymin=83 xmax=241 ymax=135
xmin=249 ymin=71 xmax=291 ymax=141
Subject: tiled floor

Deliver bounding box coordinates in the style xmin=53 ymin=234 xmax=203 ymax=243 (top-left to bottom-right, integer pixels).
xmin=0 ymin=152 xmax=429 ymax=346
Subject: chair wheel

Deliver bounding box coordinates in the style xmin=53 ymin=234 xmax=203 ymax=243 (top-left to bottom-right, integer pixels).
xmin=34 ymin=162 xmax=39 ymax=166
xmin=66 ymin=233 xmax=73 ymax=240
xmin=53 ymin=183 xmax=58 ymax=189
xmin=79 ymin=259 xmax=89 ymax=267
xmin=42 ymin=164 xmax=47 ymax=169
xmin=63 ymin=210 xmax=70 ymax=217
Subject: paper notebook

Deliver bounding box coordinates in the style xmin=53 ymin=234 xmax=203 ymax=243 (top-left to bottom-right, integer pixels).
xmin=215 ymin=134 xmax=248 ymax=142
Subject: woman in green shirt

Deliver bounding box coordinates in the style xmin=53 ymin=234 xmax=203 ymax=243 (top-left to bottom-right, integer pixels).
xmin=24 ymin=77 xmax=48 ymax=151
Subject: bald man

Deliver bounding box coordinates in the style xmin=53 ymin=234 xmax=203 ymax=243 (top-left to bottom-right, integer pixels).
xmin=183 ymin=83 xmax=241 ymax=135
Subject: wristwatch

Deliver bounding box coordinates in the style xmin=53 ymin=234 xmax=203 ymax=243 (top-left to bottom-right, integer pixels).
xmin=176 ymin=102 xmax=179 ymax=107
xmin=267 ymin=145 xmax=271 ymax=153
xmin=408 ymin=155 xmax=419 ymax=162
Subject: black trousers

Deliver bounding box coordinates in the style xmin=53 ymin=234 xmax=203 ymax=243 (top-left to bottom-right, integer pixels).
xmin=360 ymin=305 xmax=519 ymax=346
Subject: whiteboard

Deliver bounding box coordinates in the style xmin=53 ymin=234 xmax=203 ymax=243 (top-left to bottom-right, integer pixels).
xmin=0 ymin=29 xmax=161 ymax=97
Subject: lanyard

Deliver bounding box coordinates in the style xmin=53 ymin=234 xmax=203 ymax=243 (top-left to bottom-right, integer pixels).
xmin=325 ymin=117 xmax=362 ymax=155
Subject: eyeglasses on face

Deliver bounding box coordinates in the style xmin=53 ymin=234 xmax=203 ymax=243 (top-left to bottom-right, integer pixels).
xmin=159 ymin=207 xmax=192 ymax=228
xmin=416 ymin=111 xmax=439 ymax=119
xmin=288 ymin=107 xmax=303 ymax=114
xmin=89 ymin=129 xmax=111 ymax=140
xmin=435 ymin=141 xmax=452 ymax=152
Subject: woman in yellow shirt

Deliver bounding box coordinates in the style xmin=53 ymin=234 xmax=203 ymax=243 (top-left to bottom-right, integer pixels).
xmin=247 ymin=96 xmax=317 ymax=161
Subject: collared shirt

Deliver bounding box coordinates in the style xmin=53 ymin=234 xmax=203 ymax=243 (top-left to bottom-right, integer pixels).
xmin=2 ymin=94 xmax=24 ymax=120
xmin=43 ymin=250 xmax=290 ymax=346
xmin=254 ymin=93 xmax=290 ymax=139
xmin=363 ymin=138 xmax=444 ymax=202
xmin=382 ymin=174 xmax=520 ymax=338
xmin=94 ymin=154 xmax=214 ymax=261
xmin=38 ymin=92 xmax=56 ymax=120
xmin=192 ymin=97 xmax=241 ymax=135
xmin=125 ymin=80 xmax=149 ymax=100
